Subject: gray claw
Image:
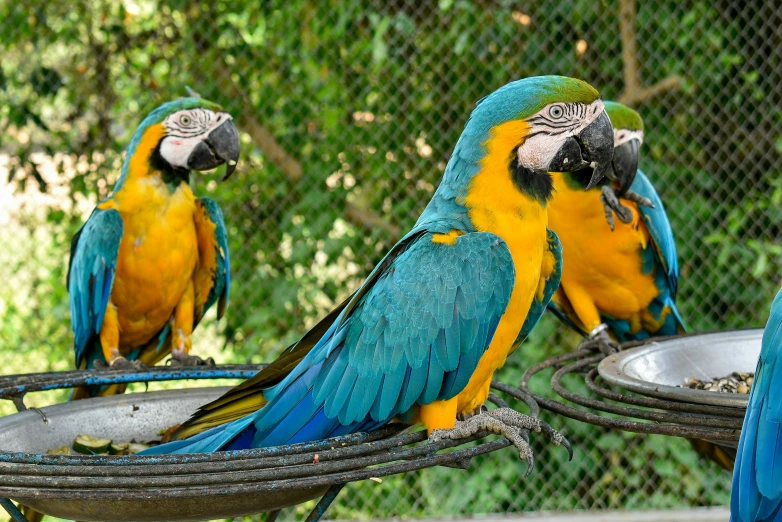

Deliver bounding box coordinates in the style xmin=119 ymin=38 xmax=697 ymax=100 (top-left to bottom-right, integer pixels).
xmin=457 ymin=404 xmax=488 ymax=421
xmin=95 ymin=357 xmax=148 ymax=371
xmin=539 ymin=420 xmax=573 ymax=460
xmin=524 ymin=443 xmax=534 ymax=477
xmin=428 ymin=407 xmax=571 ymax=471
xmin=168 ymin=353 xmax=216 ymax=367
xmin=578 ymin=330 xmax=620 ymax=355
xmin=600 ymin=186 xmax=634 ymax=227
xmin=600 ymin=192 xmax=616 ymax=231
xmin=623 ymin=189 xmax=654 ymax=208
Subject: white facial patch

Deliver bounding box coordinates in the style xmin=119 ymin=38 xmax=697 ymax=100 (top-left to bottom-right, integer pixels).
xmin=516 ymin=99 xmax=605 ymax=170
xmin=159 ymin=108 xmax=233 ymax=168
xmin=614 ymin=129 xmax=644 ymax=148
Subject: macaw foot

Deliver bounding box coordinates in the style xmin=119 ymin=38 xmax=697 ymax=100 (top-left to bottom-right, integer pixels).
xmin=160 ymin=424 xmax=182 ymax=443
xmin=577 ymin=324 xmax=620 ymax=355
xmin=622 ymin=189 xmax=654 ymax=209
xmin=169 ymin=349 xmax=216 ymax=367
xmin=457 ymin=404 xmax=488 ymax=421
xmin=429 ymin=407 xmax=572 ymax=476
xmin=600 ymin=186 xmax=634 ymax=230
xmin=94 ymin=356 xmax=149 ymax=371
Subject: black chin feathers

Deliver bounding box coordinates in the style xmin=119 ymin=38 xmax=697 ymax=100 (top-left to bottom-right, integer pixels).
xmin=510 ymin=155 xmax=554 ymax=205
xmin=151 ymin=141 xmax=190 ymax=187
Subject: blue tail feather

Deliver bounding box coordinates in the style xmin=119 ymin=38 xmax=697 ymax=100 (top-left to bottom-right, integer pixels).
xmin=731 ymin=289 xmax=782 ymax=521
xmin=139 ymin=414 xmax=257 ymax=455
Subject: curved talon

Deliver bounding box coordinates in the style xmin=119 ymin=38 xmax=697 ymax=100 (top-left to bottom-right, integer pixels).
xmin=599 ymin=193 xmax=616 ymax=231
xmin=524 ymin=441 xmax=534 ymax=477
xmin=615 ymin=205 xmax=633 ymax=224
xmin=623 ymin=189 xmax=654 ymax=208
xmin=578 ymin=328 xmax=620 ymax=355
xmin=428 ymin=407 xmax=569 ymax=473
xmin=94 ymin=357 xmax=147 ymax=371
xmin=457 ymin=404 xmax=488 ymax=421
xmin=539 ymin=420 xmax=573 ymax=460
xmin=600 ymin=186 xmax=634 ymax=227
xmin=169 ymin=352 xmax=216 ymax=367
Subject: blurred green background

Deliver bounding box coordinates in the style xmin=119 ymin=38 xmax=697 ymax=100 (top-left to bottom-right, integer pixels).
xmin=1 ymin=0 xmax=780 ymax=520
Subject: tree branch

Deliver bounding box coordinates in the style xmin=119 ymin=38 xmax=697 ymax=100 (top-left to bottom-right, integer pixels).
xmin=235 ymin=101 xmax=304 ymax=183
xmin=207 ymin=61 xmax=397 ymax=239
xmin=618 ymin=75 xmax=682 ymax=105
xmin=617 ymin=0 xmax=680 ymax=106
xmin=618 ymin=0 xmax=641 ymax=96
xmin=345 ymin=202 xmax=401 ymax=238
xmin=184 ymin=0 xmax=398 ymax=240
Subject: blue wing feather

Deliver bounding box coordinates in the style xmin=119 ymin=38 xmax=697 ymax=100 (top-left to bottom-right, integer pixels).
xmin=629 ymin=170 xmax=686 ymax=336
xmin=67 ymin=207 xmax=124 ymax=368
xmin=142 ymin=230 xmax=515 ymax=455
xmin=731 ymin=288 xmax=782 ymax=522
xmin=631 ymin=170 xmax=679 ymax=298
xmin=196 ymin=197 xmax=230 ymax=322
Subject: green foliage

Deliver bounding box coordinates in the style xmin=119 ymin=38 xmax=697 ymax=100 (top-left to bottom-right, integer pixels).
xmin=2 ymin=0 xmax=778 ymax=519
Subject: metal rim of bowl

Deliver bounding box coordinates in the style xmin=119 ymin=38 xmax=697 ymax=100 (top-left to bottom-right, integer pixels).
xmin=596 ymin=329 xmax=761 ymax=408
xmin=518 ymin=332 xmax=748 ymax=447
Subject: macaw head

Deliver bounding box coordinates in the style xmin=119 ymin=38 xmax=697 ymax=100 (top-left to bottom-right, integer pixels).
xmin=604 ymin=101 xmax=644 ymax=195
xmin=446 ymin=76 xmax=614 ymax=205
xmin=118 ymin=97 xmax=241 ymax=190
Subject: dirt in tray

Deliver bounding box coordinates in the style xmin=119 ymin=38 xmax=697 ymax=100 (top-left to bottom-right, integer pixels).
xmin=678 ymin=371 xmax=754 ymax=394
xmin=48 ymin=434 xmax=162 ymax=456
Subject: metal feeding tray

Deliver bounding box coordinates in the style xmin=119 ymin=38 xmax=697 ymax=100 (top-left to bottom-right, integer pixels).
xmin=598 ymin=329 xmax=761 ymax=407
xmin=0 ymin=365 xmax=539 ymax=522
xmin=0 ymin=387 xmax=330 ymax=521
xmin=520 ymin=330 xmax=756 ymax=457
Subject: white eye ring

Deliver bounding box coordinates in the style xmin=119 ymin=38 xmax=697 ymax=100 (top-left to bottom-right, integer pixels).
xmin=549 ymin=105 xmax=565 ymax=119
xmin=180 ymin=115 xmax=192 ymax=126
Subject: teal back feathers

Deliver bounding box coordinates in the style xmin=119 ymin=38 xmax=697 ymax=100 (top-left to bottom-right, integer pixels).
xmin=141 ymin=76 xmax=588 ymax=455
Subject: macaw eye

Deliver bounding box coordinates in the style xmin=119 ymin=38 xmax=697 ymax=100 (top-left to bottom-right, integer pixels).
xmin=180 ymin=115 xmax=192 ymax=126
xmin=549 ymin=105 xmax=565 ymax=119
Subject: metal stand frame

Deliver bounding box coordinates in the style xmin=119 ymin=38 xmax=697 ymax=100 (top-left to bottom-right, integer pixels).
xmin=520 ymin=339 xmax=742 ymax=445
xmin=0 ymin=366 xmax=539 ymax=521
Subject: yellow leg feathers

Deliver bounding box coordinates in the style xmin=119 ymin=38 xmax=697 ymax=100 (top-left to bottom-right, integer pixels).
xmin=560 ymin=284 xmax=603 ymax=333
xmin=172 ymin=280 xmax=195 ymax=357
xmin=419 ymin=397 xmax=459 ymax=434
xmin=99 ymin=302 xmax=122 ymax=364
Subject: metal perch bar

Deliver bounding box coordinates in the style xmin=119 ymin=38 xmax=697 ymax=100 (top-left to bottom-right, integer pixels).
xmin=0 ymin=498 xmax=25 ymax=522
xmin=0 ymin=366 xmax=538 ymax=522
xmin=520 ymin=341 xmax=742 ymax=444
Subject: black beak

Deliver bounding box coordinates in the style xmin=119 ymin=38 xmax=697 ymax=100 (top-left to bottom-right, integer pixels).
xmin=547 ymin=110 xmax=614 ymax=190
xmin=186 ymin=118 xmax=241 ymax=180
xmin=612 ymin=139 xmax=640 ymax=197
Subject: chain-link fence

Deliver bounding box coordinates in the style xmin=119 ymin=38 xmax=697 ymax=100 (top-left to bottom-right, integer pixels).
xmin=1 ymin=0 xmax=780 ymax=520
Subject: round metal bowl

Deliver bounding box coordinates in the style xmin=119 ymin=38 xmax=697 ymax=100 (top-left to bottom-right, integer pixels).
xmin=520 ymin=332 xmax=749 ymax=462
xmin=597 ymin=329 xmax=761 ymax=408
xmin=0 ymin=388 xmax=327 ymax=521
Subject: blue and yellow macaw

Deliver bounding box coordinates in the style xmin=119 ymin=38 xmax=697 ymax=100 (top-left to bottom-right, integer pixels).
xmin=68 ymin=98 xmax=238 ymax=399
xmin=731 ymin=288 xmax=782 ymax=521
xmin=544 ymin=102 xmax=734 ymax=471
xmin=546 ymin=101 xmax=685 ymax=355
xmin=143 ymin=76 xmax=615 ymax=462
